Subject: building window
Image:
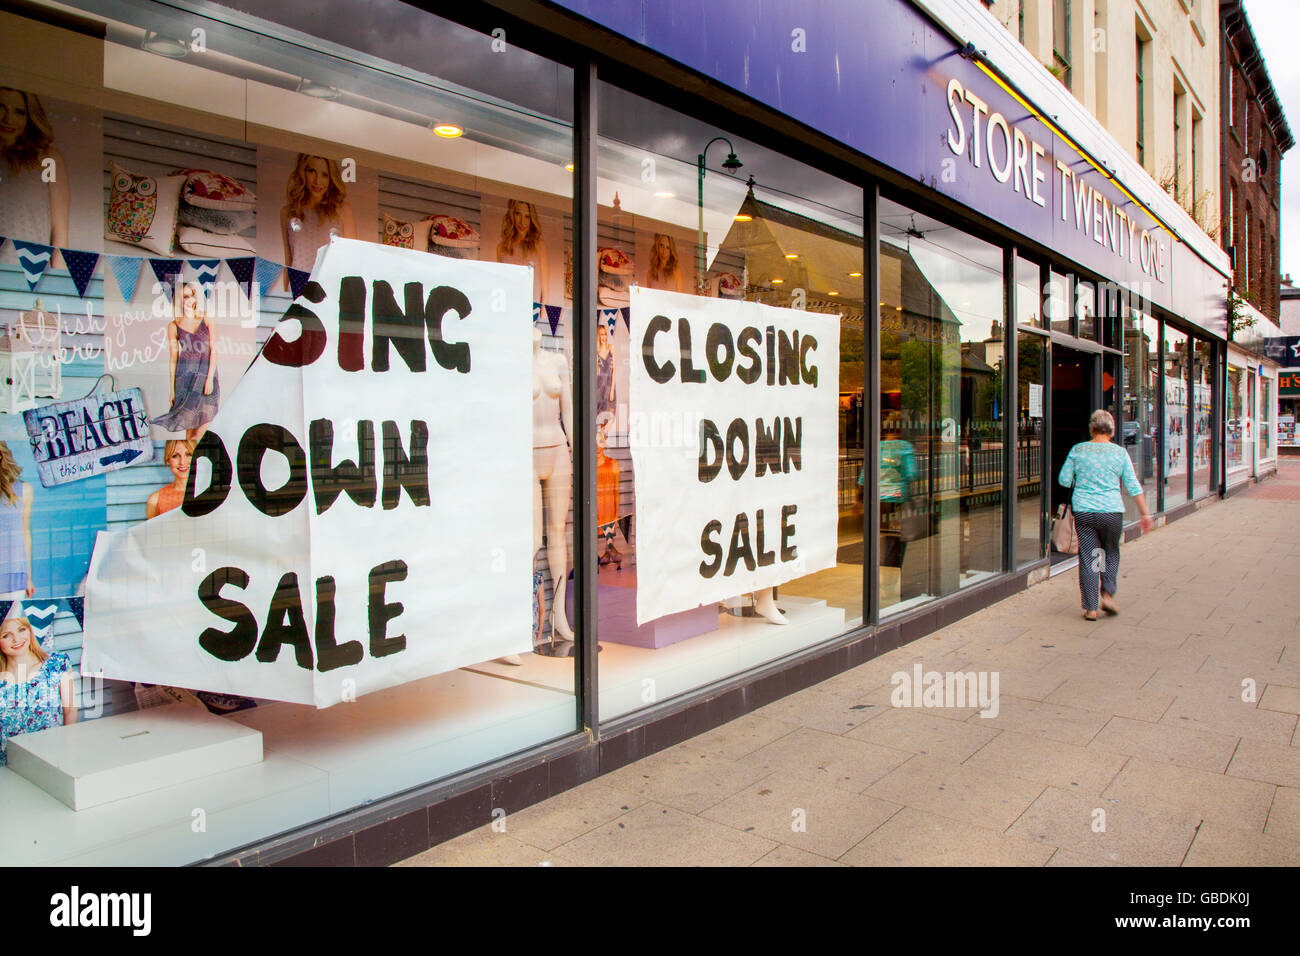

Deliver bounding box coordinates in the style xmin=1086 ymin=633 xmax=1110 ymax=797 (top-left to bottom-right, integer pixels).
xmin=1173 ymin=83 xmax=1184 ymax=200
xmin=1191 ymin=108 xmax=1202 ymax=206
xmin=1244 ymin=206 xmax=1252 ymax=296
xmin=1054 ymin=0 xmax=1072 ymax=88
xmin=1135 ymin=32 xmax=1147 ymax=165
xmin=1228 ymin=65 xmax=1235 ymax=130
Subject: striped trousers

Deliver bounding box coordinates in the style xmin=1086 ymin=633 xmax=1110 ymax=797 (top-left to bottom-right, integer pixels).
xmin=1073 ymin=511 xmax=1123 ymax=611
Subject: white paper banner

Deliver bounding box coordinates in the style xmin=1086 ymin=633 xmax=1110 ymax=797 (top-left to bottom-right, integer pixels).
xmin=628 ymin=286 xmax=839 ymax=624
xmin=82 ymin=238 xmax=535 ymax=707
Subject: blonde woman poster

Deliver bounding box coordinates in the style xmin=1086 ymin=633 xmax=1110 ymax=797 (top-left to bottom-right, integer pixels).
xmin=484 ymin=195 xmax=562 ymax=308
xmin=0 ymin=89 xmax=101 ymax=267
xmin=255 ymin=145 xmax=377 ymax=282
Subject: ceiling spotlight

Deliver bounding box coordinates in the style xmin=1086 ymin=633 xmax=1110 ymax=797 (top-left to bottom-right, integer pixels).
xmin=849 ymin=271 xmax=863 ymax=277
xmin=433 ymin=123 xmax=463 ymax=138
xmin=654 ymin=191 xmax=675 ymax=198
xmin=733 ymin=211 xmax=753 ymax=222
xmin=564 ymin=162 xmax=575 ymax=172
xmin=827 ymin=291 xmax=840 ymax=296
xmin=297 ymin=79 xmax=340 ymax=100
xmin=771 ymin=278 xmax=784 ymax=284
xmin=141 ymin=31 xmax=189 ymax=58
xmin=785 ymin=253 xmax=799 ymax=260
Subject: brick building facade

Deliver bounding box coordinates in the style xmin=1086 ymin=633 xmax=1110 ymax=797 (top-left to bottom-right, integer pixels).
xmin=1220 ymin=0 xmax=1292 ymax=321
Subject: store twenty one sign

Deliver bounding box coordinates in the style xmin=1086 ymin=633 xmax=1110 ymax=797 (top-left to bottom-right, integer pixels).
xmin=945 ymin=76 xmax=1168 ymax=285
xmin=82 ymin=240 xmax=534 ymax=707
xmin=628 ymin=287 xmax=839 ymax=624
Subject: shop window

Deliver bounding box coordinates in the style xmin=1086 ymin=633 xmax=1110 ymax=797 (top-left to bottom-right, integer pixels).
xmin=1260 ymin=376 xmax=1273 ymax=461
xmin=1047 ymin=270 xmax=1071 ymax=335
xmin=1122 ymin=311 xmax=1159 ymax=522
xmin=879 ymin=199 xmax=1004 ymax=613
xmin=1226 ymin=365 xmax=1245 ymax=470
xmin=1163 ymin=325 xmax=1189 ymax=509
xmin=594 ymin=81 xmax=864 ymax=720
xmin=1016 ymin=326 xmax=1047 ymax=565
xmin=1192 ymin=338 xmax=1215 ymax=497
xmin=0 ymin=0 xmax=577 ymax=863
xmin=1015 ymin=256 xmax=1042 ymax=329
xmin=1076 ymin=280 xmax=1097 ymax=340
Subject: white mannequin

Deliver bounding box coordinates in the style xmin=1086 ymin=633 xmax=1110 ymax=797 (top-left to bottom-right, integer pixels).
xmin=533 ymin=326 xmax=575 ymax=641
xmin=753 ymin=588 xmax=786 ymax=625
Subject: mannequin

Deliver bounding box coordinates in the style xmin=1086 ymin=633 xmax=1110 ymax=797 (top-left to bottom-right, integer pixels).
xmin=753 ymin=588 xmax=786 ymax=625
xmin=533 ymin=325 xmax=575 ymax=642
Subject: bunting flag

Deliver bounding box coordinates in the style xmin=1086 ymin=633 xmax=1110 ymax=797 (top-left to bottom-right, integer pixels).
xmin=546 ymin=304 xmax=563 ymax=337
xmin=108 ymin=255 xmax=143 ymax=301
xmin=226 ymin=256 xmax=256 ymax=300
xmin=286 ymin=267 xmax=311 ymax=300
xmin=618 ymin=515 xmax=633 ymax=548
xmin=253 ymin=257 xmax=283 ymax=301
xmin=621 ymin=307 xmax=630 ymax=330
xmin=17 ymin=600 xmax=59 ymax=651
xmin=149 ymin=258 xmax=184 ymax=303
xmin=0 ymin=236 xmax=6 ymax=253
xmin=61 ymin=248 xmax=100 ymax=298
xmin=12 ymin=239 xmax=52 ymax=291
xmin=532 ymin=303 xmax=542 ymax=327
xmin=0 ymin=600 xmax=12 ymax=626
xmin=63 ymin=596 xmax=85 ymax=630
xmin=187 ymin=259 xmax=221 ymax=299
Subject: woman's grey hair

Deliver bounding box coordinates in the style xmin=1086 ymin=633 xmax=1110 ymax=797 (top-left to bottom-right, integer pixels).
xmin=1088 ymin=409 xmax=1115 ymax=435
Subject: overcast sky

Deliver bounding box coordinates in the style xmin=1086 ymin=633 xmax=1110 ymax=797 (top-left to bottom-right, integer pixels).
xmin=1243 ymin=0 xmax=1300 ymax=283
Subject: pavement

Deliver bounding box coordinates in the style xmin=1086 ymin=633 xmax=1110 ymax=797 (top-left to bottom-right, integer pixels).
xmin=397 ymin=462 xmax=1300 ymax=867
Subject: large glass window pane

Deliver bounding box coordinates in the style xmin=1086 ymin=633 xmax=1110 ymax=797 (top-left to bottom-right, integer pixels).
xmin=1047 ymin=270 xmax=1072 ymax=334
xmin=595 ymin=81 xmax=864 ymax=720
xmin=1122 ymin=311 xmax=1159 ymax=521
xmin=1 ymin=0 xmax=575 ymax=864
xmin=1193 ymin=338 xmax=1215 ymax=497
xmin=1226 ymin=364 xmax=1245 ymax=472
xmin=879 ymin=199 xmax=1004 ymax=613
xmin=1015 ymin=257 xmax=1042 ymax=328
xmin=1164 ymin=325 xmax=1190 ymax=509
xmin=1076 ymin=280 xmax=1097 ymax=341
xmin=1260 ymin=376 xmax=1274 ymax=461
xmin=1016 ymin=328 xmax=1047 ymax=565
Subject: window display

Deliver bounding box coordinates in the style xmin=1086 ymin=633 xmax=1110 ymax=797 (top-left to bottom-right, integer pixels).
xmin=594 ymin=81 xmax=864 ymax=719
xmin=1192 ymin=338 xmax=1215 ymax=497
xmin=1163 ymin=326 xmax=1189 ymax=509
xmin=1122 ymin=311 xmax=1158 ymax=523
xmin=1259 ymin=376 xmax=1273 ymax=461
xmin=0 ymin=0 xmax=578 ymax=864
xmin=1226 ymin=364 xmax=1245 ymax=471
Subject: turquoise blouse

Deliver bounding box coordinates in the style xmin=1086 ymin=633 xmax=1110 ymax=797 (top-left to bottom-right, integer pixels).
xmin=1058 ymin=441 xmax=1143 ymax=514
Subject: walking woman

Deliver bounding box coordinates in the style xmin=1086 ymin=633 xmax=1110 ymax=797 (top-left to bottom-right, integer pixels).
xmin=1058 ymin=410 xmax=1154 ymax=621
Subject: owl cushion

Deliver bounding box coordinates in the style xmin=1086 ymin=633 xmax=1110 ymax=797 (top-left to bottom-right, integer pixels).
xmin=106 ymin=161 xmax=185 ymax=256
xmin=381 ymin=212 xmax=431 ymax=250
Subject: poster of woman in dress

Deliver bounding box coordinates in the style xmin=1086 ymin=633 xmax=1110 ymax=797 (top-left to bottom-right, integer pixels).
xmin=150 ymin=281 xmax=219 ymax=441
xmin=280 ymin=153 xmax=357 ymax=275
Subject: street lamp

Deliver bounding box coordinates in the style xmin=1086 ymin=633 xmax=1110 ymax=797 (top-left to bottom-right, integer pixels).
xmin=697 ymin=137 xmax=743 ymax=292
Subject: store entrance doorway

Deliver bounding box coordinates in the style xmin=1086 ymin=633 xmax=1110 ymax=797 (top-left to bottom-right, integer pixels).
xmin=1050 ymin=345 xmax=1099 ymax=564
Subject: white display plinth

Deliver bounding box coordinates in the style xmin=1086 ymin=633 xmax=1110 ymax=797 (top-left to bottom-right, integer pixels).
xmin=7 ymin=703 xmax=264 ymax=811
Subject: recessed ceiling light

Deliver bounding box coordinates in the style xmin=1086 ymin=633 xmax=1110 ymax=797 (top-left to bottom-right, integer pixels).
xmin=433 ymin=123 xmax=463 ymax=138
xmin=564 ymin=163 xmax=575 ymax=172
xmin=654 ymin=191 xmax=675 ymax=198
xmin=895 ymin=305 xmax=903 ymax=311
xmin=734 ymin=212 xmax=753 ymax=222
xmin=142 ymin=31 xmax=188 ymax=58
xmin=771 ymin=278 xmax=784 ymax=284
xmin=849 ymin=271 xmax=862 ymax=277
xmin=785 ymin=253 xmax=799 ymax=260
xmin=298 ymin=79 xmax=340 ymax=100
xmin=827 ymin=291 xmax=839 ymax=296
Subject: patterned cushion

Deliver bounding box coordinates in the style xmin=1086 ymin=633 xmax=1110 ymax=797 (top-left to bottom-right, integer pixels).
xmin=426 ymin=214 xmax=480 ymax=249
xmin=105 ymin=161 xmax=185 ymax=256
xmin=172 ymin=168 xmax=257 ymax=210
xmin=381 ymin=212 xmax=431 ymax=250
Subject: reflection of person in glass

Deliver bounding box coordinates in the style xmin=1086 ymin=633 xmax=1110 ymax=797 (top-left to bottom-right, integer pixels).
xmin=145 ymin=439 xmax=195 ymax=519
xmin=0 ymin=442 xmax=35 ymax=599
xmin=646 ymin=233 xmax=683 ymax=293
xmin=496 ymin=199 xmax=549 ymax=305
xmin=281 ymin=154 xmax=357 ymax=275
xmin=872 ymin=422 xmax=918 ymax=571
xmin=596 ymin=316 xmax=616 ymax=418
xmin=0 ymin=88 xmax=69 ymax=254
xmin=0 ymin=614 xmax=76 ymax=766
xmin=152 ymin=282 xmax=219 ymax=441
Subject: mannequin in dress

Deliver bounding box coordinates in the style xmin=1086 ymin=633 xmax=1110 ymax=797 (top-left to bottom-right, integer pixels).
xmin=0 ymin=88 xmax=69 ymax=264
xmin=533 ymin=325 xmax=574 ymax=641
xmin=496 ymin=199 xmax=549 ymax=305
xmin=280 ymin=154 xmax=357 ymax=285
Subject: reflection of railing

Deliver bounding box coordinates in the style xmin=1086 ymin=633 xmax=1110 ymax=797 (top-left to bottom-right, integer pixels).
xmin=840 ymin=439 xmax=1043 ymax=507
